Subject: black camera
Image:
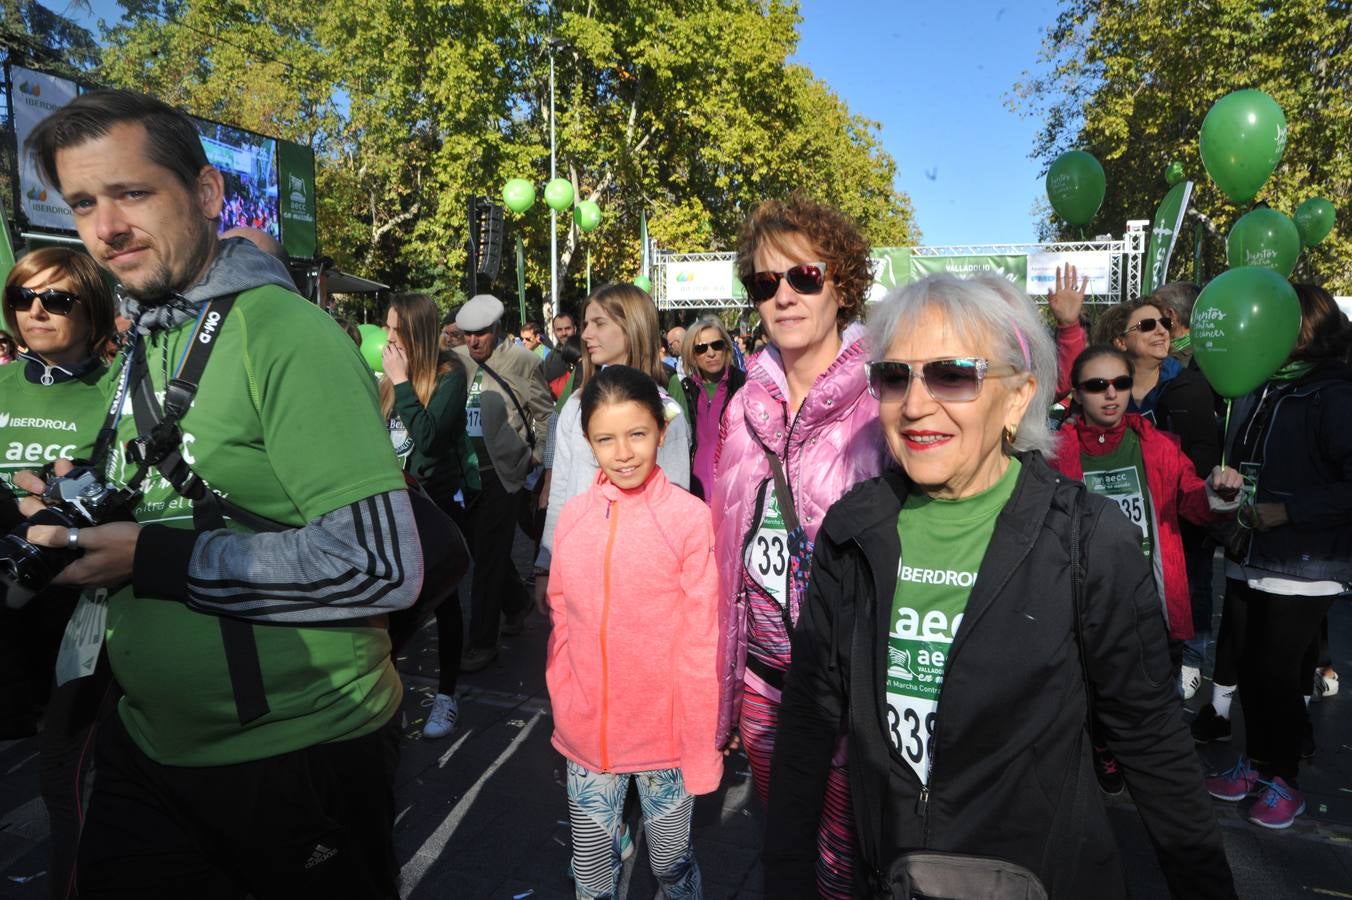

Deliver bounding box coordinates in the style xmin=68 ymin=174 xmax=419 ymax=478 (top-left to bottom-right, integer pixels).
xmin=0 ymin=467 xmax=140 ymax=610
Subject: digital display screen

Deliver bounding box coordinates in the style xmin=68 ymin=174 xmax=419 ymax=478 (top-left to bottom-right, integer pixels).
xmin=194 ymin=119 xmax=280 ymax=238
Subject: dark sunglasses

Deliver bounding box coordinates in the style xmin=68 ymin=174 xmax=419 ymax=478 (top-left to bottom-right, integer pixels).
xmin=1077 ymin=375 xmax=1133 ymax=394
xmin=865 ymin=358 xmax=1016 ymax=403
xmin=694 ymin=339 xmax=727 ymax=355
xmin=740 ymin=262 xmax=828 ymax=303
xmin=5 ymin=286 xmax=81 ymax=316
xmin=1122 ymin=316 xmax=1173 ymax=336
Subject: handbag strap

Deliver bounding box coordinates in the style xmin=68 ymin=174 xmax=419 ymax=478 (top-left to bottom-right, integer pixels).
xmin=478 ymin=359 xmax=536 ymax=449
xmin=762 ymin=448 xmax=802 ymax=533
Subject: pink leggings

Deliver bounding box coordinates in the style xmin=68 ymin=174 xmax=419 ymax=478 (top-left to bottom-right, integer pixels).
xmin=741 ymin=683 xmax=855 ymax=899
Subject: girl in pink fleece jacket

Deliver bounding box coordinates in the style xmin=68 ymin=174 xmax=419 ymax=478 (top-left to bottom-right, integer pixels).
xmin=547 ymin=365 xmax=723 ymax=900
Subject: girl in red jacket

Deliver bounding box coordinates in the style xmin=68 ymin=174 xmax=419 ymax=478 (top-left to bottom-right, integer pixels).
xmin=546 ymin=365 xmax=723 ymax=899
xmin=1053 ymin=346 xmax=1241 ymax=793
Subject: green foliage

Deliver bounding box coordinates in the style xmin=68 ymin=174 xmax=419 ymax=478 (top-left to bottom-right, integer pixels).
xmin=1012 ymin=0 xmax=1352 ymax=293
xmin=90 ymin=0 xmax=916 ymax=299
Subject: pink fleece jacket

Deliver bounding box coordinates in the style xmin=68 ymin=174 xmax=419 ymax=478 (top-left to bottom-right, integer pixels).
xmin=546 ymin=467 xmax=724 ymax=795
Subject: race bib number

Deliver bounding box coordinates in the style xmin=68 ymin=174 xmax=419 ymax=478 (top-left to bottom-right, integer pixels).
xmin=55 ymin=589 xmax=108 ymax=687
xmin=388 ymin=417 xmax=413 ymax=460
xmin=885 ymin=604 xmax=959 ymax=783
xmin=745 ymin=483 xmax=789 ymax=609
xmin=1083 ymin=466 xmax=1148 ymax=542
xmin=466 ymin=374 xmax=485 ymax=438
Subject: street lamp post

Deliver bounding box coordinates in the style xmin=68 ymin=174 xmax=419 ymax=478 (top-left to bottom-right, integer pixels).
xmin=549 ymin=42 xmax=558 ymax=313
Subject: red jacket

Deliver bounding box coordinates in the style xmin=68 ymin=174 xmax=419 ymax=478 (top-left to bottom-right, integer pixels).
xmin=1052 ymin=414 xmax=1222 ymax=640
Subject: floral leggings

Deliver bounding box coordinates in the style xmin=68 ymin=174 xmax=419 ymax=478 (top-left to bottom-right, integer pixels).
xmin=566 ymin=760 xmax=703 ymax=899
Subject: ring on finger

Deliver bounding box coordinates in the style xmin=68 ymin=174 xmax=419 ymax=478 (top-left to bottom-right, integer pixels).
xmin=67 ymin=527 xmax=80 ymax=549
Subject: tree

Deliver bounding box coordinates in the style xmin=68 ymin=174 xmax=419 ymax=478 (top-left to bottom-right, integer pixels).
xmin=1013 ymin=0 xmax=1351 ymax=293
xmin=2 ymin=1 xmax=101 ymax=76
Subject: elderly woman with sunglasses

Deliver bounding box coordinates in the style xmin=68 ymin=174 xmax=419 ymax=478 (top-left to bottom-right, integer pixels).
xmin=763 ymin=275 xmax=1236 ymax=899
xmin=680 ymin=316 xmax=746 ymax=501
xmin=710 ymin=195 xmax=888 ymax=898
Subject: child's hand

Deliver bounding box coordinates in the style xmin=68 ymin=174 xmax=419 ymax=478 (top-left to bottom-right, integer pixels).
xmin=721 ymin=732 xmax=741 ymax=756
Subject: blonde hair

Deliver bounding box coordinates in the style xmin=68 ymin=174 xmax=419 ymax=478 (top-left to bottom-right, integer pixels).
xmin=379 ymin=293 xmax=462 ymax=418
xmin=4 ymin=247 xmax=115 ymax=358
xmin=578 ymin=283 xmax=666 ymax=391
xmin=681 ymin=315 xmax=733 ymax=380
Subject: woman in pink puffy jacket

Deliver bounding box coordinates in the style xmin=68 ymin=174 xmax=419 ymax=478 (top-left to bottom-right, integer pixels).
xmin=711 ymin=195 xmax=888 ymax=897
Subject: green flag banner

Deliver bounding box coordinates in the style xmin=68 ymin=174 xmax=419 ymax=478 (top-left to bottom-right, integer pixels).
xmin=277 ymin=141 xmax=317 ymax=259
xmin=868 ymin=247 xmax=913 ymax=301
xmin=0 ymin=197 xmax=16 ymax=287
xmin=1143 ymin=181 xmax=1193 ymax=295
xmin=516 ymin=235 xmax=527 ymax=326
xmin=909 ymin=254 xmax=1027 ymax=291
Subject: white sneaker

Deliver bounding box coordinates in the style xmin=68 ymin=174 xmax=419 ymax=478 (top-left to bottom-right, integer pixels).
xmin=422 ymin=693 xmax=459 ymax=739
xmin=1181 ymin=665 xmax=1202 ymax=701
xmin=1314 ymin=668 xmax=1340 ymax=700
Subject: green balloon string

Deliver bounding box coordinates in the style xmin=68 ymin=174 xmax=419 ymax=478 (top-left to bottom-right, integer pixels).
xmin=1221 ymin=398 xmax=1232 ymax=470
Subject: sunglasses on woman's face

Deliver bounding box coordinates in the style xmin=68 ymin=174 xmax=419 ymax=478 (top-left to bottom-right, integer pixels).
xmin=1122 ymin=316 xmax=1173 ymax=336
xmin=5 ymin=286 xmax=81 ymax=316
xmin=740 ymin=262 xmax=828 ymax=303
xmin=866 ymin=357 xmax=1016 ymax=403
xmin=694 ymin=340 xmax=726 ymax=355
xmin=1077 ymin=375 xmax=1133 ymax=394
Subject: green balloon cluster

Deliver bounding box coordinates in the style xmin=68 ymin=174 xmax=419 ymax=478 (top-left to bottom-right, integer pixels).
xmin=633 ymin=275 xmax=652 ymax=293
xmin=1199 ymin=90 xmax=1287 ymax=204
xmin=1165 ymin=161 xmax=1185 ymax=186
xmin=1191 ymin=267 xmax=1301 ymax=398
xmin=1045 ymin=151 xmax=1106 ymax=227
xmin=1226 ymin=207 xmax=1301 ymax=277
xmin=544 ymin=178 xmax=574 ymax=212
xmin=1293 ymin=197 xmax=1336 ymax=248
xmin=502 ymin=178 xmax=536 ymax=213
xmin=357 ymin=323 xmax=387 ymax=374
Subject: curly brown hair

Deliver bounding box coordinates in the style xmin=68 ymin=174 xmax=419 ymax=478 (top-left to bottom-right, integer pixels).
xmin=735 ymin=194 xmax=872 ymax=327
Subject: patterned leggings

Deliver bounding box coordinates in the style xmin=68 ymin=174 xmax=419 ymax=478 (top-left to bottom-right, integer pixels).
xmin=741 ymin=683 xmax=855 ymax=899
xmin=566 ymin=761 xmax=703 ymax=899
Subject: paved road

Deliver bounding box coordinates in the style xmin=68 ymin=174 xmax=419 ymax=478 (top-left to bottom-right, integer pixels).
xmin=1 ymin=539 xmax=1351 ymax=898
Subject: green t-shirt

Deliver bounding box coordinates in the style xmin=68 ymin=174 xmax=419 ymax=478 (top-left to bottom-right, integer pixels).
xmin=886 ymin=458 xmax=1020 ymax=784
xmin=0 ymin=359 xmax=110 ymax=497
xmin=102 ymin=285 xmax=408 ymax=766
xmin=1081 ymin=429 xmax=1155 ymax=560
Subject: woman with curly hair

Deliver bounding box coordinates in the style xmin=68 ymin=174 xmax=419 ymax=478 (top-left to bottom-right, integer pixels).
xmin=711 ymin=195 xmax=889 ymax=897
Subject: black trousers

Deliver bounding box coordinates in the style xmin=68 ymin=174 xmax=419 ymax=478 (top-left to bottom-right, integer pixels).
xmin=1213 ymin=577 xmax=1246 ymax=687
xmin=466 ymin=468 xmax=529 ymax=652
xmin=77 ymin=714 xmax=400 ymax=899
xmin=433 ymin=496 xmax=468 ymax=694
xmin=1235 ymin=581 xmax=1335 ymax=783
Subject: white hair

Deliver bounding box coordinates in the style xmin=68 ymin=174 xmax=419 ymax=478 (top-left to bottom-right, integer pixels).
xmin=866 ymin=273 xmax=1058 ymax=455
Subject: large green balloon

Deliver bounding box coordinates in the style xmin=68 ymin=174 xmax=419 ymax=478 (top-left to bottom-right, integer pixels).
xmin=1199 ymin=90 xmax=1287 ymax=204
xmin=1293 ymin=197 xmax=1336 ymax=248
xmin=574 ymin=200 xmax=602 ymax=233
xmin=1191 ymin=267 xmax=1301 ymax=398
xmin=544 ymin=178 xmax=574 ymax=212
xmin=633 ymin=275 xmax=652 ymax=293
xmin=1165 ymin=161 xmax=1185 ymax=186
xmin=502 ymin=178 xmax=536 ymax=214
xmin=1045 ymin=150 xmax=1106 ymax=227
xmin=1226 ymin=207 xmax=1301 ymax=277
xmin=358 ymin=323 xmax=387 ymax=374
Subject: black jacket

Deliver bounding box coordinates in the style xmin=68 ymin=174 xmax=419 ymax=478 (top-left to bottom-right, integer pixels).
xmin=1225 ymin=360 xmax=1352 ymax=584
xmin=763 ymin=454 xmax=1234 ymax=899
xmin=681 ymin=366 xmax=746 ymax=496
xmin=1153 ymin=363 xmax=1221 ymax=477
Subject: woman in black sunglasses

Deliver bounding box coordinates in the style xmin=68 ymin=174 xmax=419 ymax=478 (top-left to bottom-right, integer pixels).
xmin=679 ymin=316 xmax=745 ymax=501
xmin=0 ymin=245 xmax=117 ymax=899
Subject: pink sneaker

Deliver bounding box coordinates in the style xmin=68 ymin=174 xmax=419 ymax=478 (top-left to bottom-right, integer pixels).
xmin=1205 ymin=756 xmax=1261 ymax=801
xmin=1248 ymin=777 xmax=1306 ymax=829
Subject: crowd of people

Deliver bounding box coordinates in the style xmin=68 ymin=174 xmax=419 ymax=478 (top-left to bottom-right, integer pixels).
xmin=0 ymin=85 xmax=1349 ymax=900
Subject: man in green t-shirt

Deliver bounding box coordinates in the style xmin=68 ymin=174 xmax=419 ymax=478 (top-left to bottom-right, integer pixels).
xmin=23 ymin=89 xmax=419 ymax=897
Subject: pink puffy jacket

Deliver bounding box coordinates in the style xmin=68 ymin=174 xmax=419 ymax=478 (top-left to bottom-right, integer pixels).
xmin=710 ymin=322 xmax=888 ymax=745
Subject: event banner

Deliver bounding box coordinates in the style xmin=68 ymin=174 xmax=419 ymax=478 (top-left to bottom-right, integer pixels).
xmin=278 ymin=140 xmax=318 ymax=259
xmin=910 ymin=254 xmax=1027 ymax=290
xmin=665 ymin=259 xmax=739 ymax=302
xmin=868 ymin=247 xmax=913 ymax=302
xmin=1143 ymin=181 xmax=1193 ymax=295
xmin=10 ymin=65 xmax=79 ymax=231
xmin=1026 ymin=249 xmax=1114 ymax=296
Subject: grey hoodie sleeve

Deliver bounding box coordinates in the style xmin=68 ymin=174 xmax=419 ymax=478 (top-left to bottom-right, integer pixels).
xmin=133 ymin=489 xmax=424 ymax=623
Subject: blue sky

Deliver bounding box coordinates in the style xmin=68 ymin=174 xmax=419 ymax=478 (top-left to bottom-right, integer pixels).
xmin=66 ymin=0 xmax=1059 ymax=246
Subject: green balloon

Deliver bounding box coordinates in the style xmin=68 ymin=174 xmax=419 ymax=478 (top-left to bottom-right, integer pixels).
xmin=544 ymin=178 xmax=574 ymax=212
xmin=1226 ymin=207 xmax=1301 ymax=277
xmin=502 ymin=178 xmax=536 ymax=214
xmin=1045 ymin=150 xmax=1106 ymax=227
xmin=1165 ymin=161 xmax=1185 ymax=186
xmin=358 ymin=323 xmax=387 ymax=374
xmin=1293 ymin=197 xmax=1336 ymax=248
xmin=1199 ymin=89 xmax=1287 ymax=204
xmin=574 ymin=200 xmax=602 ymax=233
xmin=1191 ymin=267 xmax=1301 ymax=398
xmin=633 ymin=275 xmax=652 ymax=293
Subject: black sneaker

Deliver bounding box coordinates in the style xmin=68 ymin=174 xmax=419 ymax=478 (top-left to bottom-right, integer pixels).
xmin=1094 ymin=745 xmax=1125 ymax=796
xmin=1191 ymin=704 xmax=1232 ymax=744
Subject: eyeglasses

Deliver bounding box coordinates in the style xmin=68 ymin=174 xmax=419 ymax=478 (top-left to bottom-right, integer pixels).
xmin=5 ymin=286 xmax=81 ymax=316
xmin=1076 ymin=375 xmax=1133 ymax=394
xmin=866 ymin=358 xmax=1018 ymax=403
xmin=740 ymin=262 xmax=828 ymax=303
xmin=1122 ymin=316 xmax=1173 ymax=336
xmin=694 ymin=340 xmax=727 ymax=355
